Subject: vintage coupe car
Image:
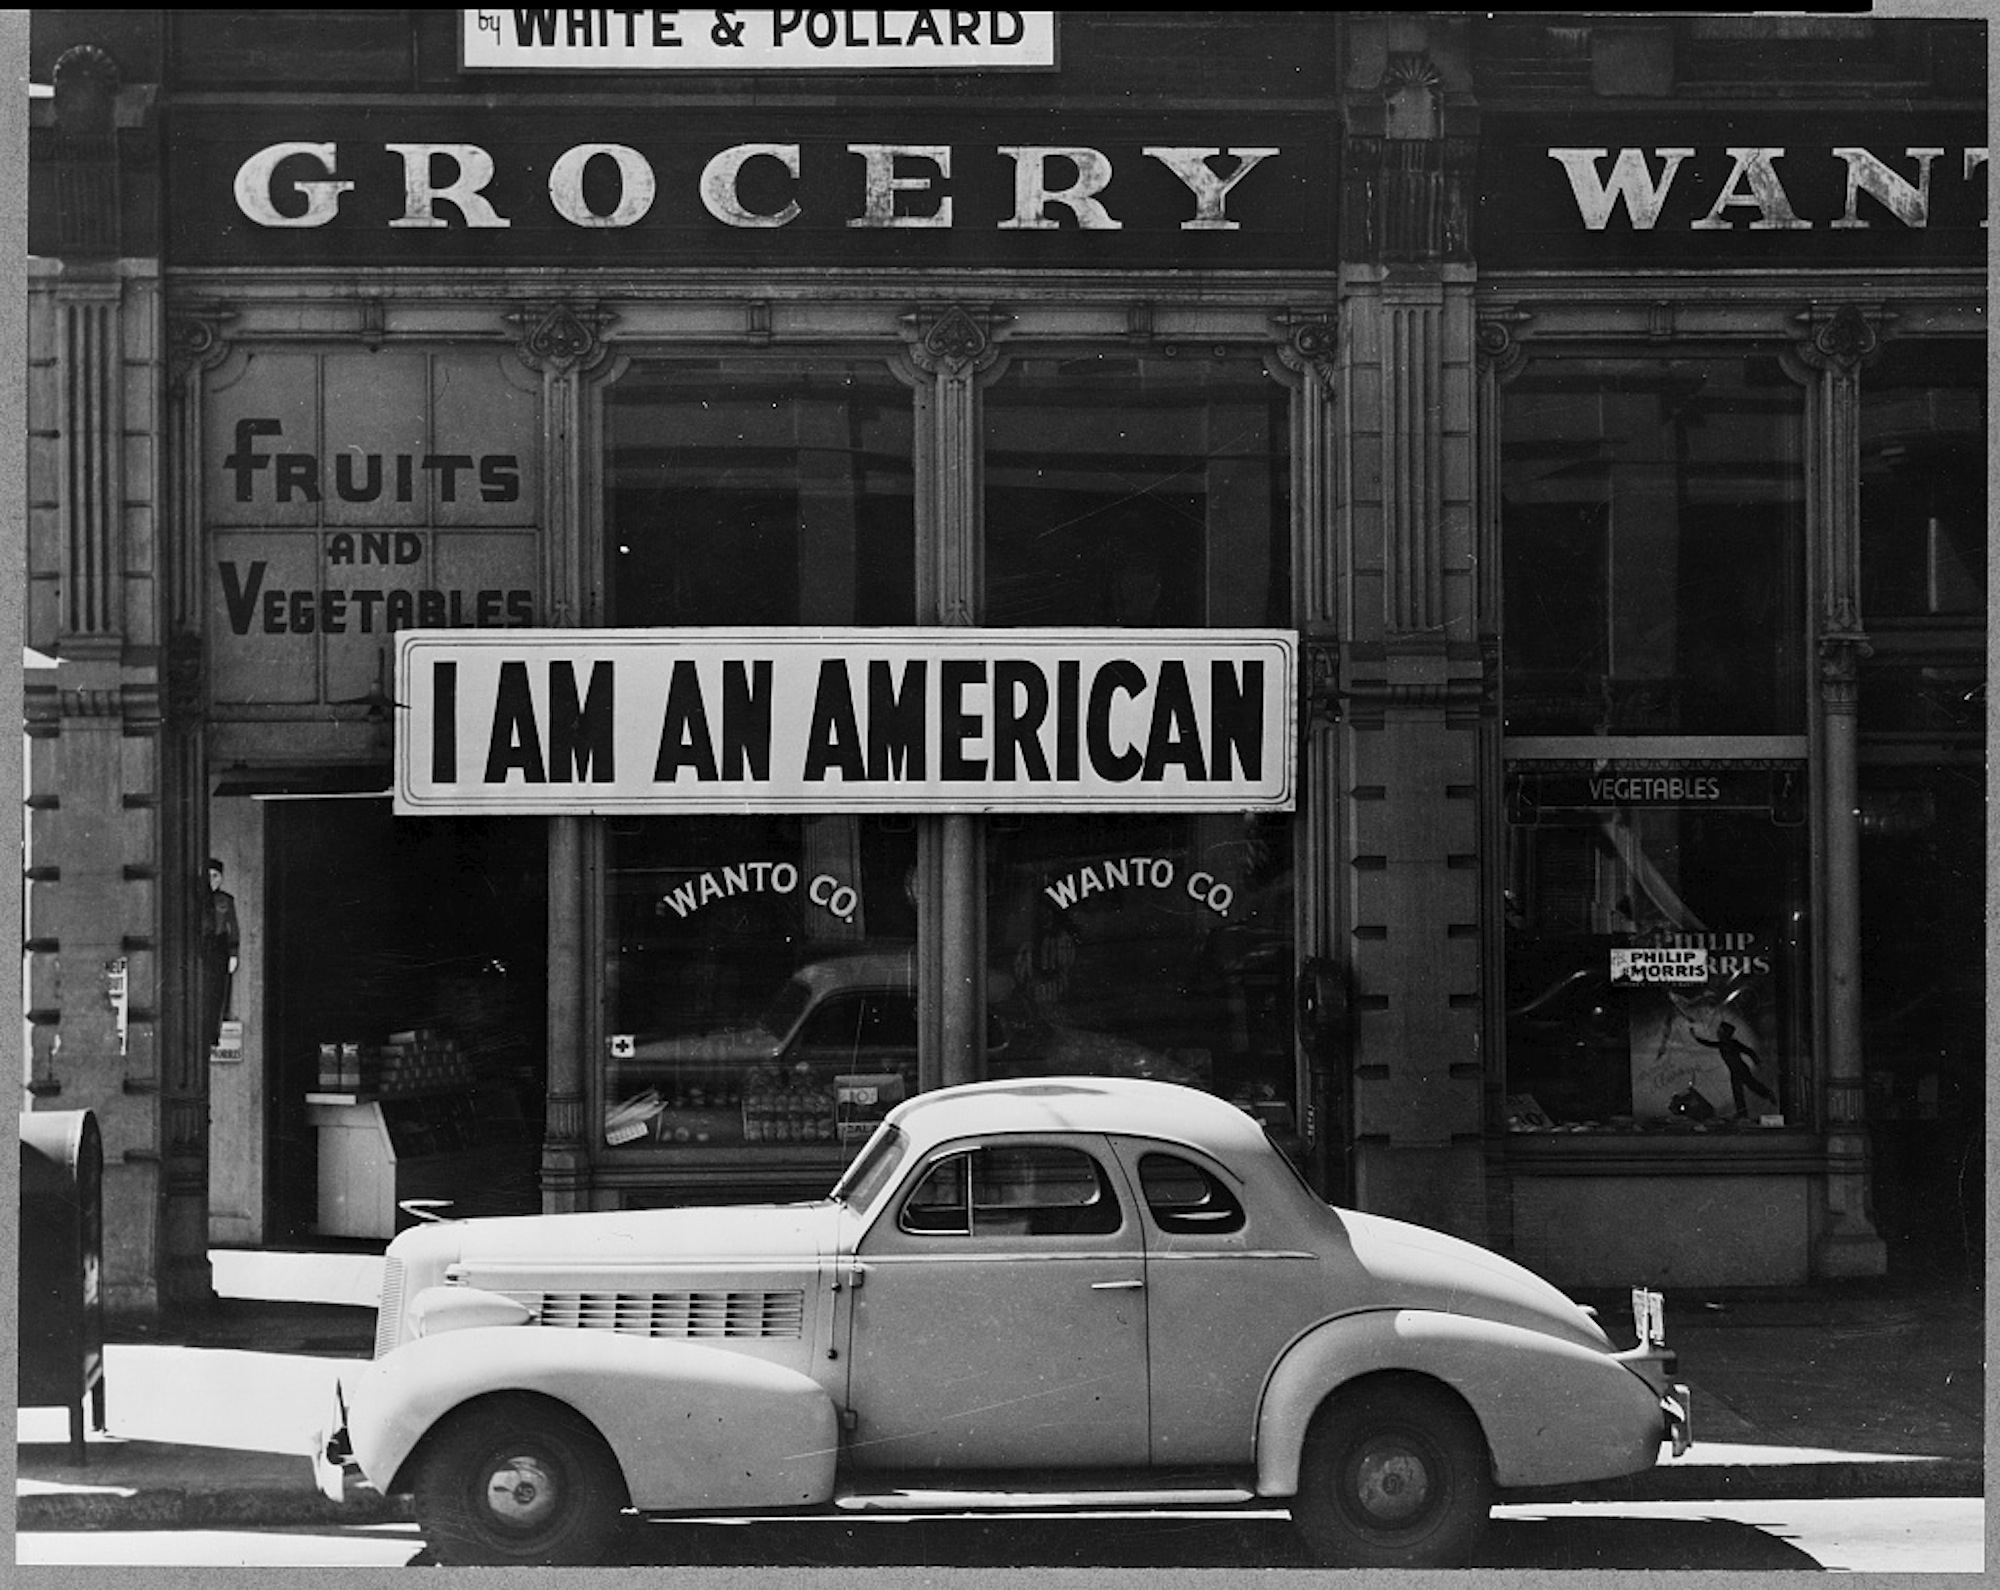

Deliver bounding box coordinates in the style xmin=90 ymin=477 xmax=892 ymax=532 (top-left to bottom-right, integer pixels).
xmin=319 ymin=1077 xmax=1689 ymax=1568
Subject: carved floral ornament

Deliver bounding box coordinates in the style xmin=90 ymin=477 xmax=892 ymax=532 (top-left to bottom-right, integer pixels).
xmin=899 ymin=303 xmax=1009 ymax=375
xmin=506 ymin=301 xmax=618 ymax=374
xmin=1804 ymin=302 xmax=1881 ymax=370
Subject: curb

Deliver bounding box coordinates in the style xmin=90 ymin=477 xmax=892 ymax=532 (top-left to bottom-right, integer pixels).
xmin=1503 ymin=1456 xmax=1986 ymax=1506
xmin=21 ymin=1459 xmax=1983 ymax=1532
xmin=17 ymin=1486 xmax=415 ymax=1532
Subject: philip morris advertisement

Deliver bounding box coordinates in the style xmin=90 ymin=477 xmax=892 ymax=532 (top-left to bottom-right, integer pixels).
xmin=395 ymin=628 xmax=1297 ymax=814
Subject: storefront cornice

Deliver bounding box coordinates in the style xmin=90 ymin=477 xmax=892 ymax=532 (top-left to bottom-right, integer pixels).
xmin=158 ymin=89 xmax=1343 ymax=116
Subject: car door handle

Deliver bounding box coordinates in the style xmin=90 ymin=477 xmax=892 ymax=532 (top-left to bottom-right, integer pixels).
xmin=1090 ymin=1279 xmax=1145 ymax=1291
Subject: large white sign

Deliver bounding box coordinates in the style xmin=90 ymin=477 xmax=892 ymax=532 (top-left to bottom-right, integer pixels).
xmin=462 ymin=9 xmax=1058 ymax=70
xmin=396 ymin=628 xmax=1296 ymax=814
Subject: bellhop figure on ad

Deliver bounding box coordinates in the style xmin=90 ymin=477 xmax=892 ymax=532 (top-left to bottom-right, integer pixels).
xmin=202 ymin=858 xmax=241 ymax=1050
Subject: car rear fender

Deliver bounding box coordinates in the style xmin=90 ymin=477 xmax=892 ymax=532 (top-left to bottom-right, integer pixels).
xmin=1254 ymin=1308 xmax=1666 ymax=1493
xmin=350 ymin=1326 xmax=840 ymax=1512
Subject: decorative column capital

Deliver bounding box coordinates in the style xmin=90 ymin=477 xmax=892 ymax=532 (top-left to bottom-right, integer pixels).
xmin=1272 ymin=308 xmax=1338 ymax=389
xmin=167 ymin=303 xmax=237 ymax=379
xmin=1788 ymin=301 xmax=1892 ymax=376
xmin=898 ymin=303 xmax=1009 ymax=377
xmin=1474 ymin=308 xmax=1532 ymax=380
xmin=506 ymin=301 xmax=617 ymax=375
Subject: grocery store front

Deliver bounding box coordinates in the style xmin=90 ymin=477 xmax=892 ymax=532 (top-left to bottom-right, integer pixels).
xmin=170 ymin=72 xmax=1336 ymax=1230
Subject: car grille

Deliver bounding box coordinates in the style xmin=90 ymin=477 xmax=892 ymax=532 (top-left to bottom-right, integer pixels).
xmin=530 ymin=1289 xmax=806 ymax=1340
xmin=373 ymin=1257 xmax=407 ymax=1359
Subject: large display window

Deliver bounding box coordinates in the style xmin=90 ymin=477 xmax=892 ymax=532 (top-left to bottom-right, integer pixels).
xmin=1500 ymin=355 xmax=1806 ymax=738
xmin=593 ymin=346 xmax=1301 ymax=1162
xmin=1500 ymin=352 xmax=1810 ymax=1134
xmin=1503 ymin=797 xmax=1808 ymax=1130
xmin=600 ymin=359 xmax=919 ymax=1152
xmin=983 ymin=351 xmax=1296 ymax=1125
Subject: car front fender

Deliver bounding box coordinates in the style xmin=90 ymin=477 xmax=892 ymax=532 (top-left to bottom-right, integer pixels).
xmin=1255 ymin=1308 xmax=1667 ymax=1494
xmin=348 ymin=1327 xmax=840 ymax=1513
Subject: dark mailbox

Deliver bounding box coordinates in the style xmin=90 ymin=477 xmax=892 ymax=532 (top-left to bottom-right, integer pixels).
xmin=19 ymin=1109 xmax=106 ymax=1463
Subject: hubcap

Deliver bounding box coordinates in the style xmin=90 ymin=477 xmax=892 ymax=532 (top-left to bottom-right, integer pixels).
xmin=1349 ymin=1438 xmax=1434 ymax=1525
xmin=482 ymin=1452 xmax=561 ymax=1530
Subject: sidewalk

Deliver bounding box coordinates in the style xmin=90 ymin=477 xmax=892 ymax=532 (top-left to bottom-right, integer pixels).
xmin=16 ymin=1259 xmax=1987 ymax=1532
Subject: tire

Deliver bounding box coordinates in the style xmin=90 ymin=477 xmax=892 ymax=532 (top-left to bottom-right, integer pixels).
xmin=412 ymin=1395 xmax=628 ymax=1566
xmin=1291 ymin=1378 xmax=1494 ymax=1569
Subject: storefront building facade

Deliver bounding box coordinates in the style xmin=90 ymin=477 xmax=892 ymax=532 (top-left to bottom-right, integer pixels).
xmin=24 ymin=12 xmax=1985 ymax=1316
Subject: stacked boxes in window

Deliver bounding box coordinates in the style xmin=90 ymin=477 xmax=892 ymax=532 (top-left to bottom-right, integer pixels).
xmin=378 ymin=1030 xmax=472 ymax=1097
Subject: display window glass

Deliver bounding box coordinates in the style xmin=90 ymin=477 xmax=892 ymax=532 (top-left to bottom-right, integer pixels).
xmin=984 ymin=352 xmax=1291 ymax=630
xmin=604 ymin=359 xmax=915 ymax=627
xmin=603 ymin=815 xmax=920 ymax=1151
xmin=1500 ymin=355 xmax=1806 ymax=737
xmin=981 ymin=352 xmax=1296 ymax=1125
xmin=1858 ymin=340 xmax=1987 ymax=737
xmin=1503 ymin=798 xmax=1809 ymax=1132
xmin=600 ymin=358 xmax=920 ymax=1152
xmin=987 ymin=812 xmax=1295 ymax=1126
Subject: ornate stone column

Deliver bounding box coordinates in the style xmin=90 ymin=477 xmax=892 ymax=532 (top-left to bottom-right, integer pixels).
xmin=1788 ymin=302 xmax=1889 ymax=1279
xmin=506 ymin=302 xmax=618 ymax=1210
xmin=26 ymin=42 xmax=181 ymax=1315
xmin=1336 ymin=23 xmax=1488 ymax=1242
xmin=898 ymin=306 xmax=1007 ymax=1090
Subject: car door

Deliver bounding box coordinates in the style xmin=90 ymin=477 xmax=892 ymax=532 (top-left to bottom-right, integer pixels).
xmin=843 ymin=1136 xmax=1151 ymax=1472
xmin=1114 ymin=1140 xmax=1330 ymax=1467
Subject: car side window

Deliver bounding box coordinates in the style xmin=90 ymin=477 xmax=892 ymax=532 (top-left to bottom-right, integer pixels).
xmin=1139 ymin=1152 xmax=1246 ymax=1235
xmin=899 ymin=1145 xmax=1122 ymax=1237
xmin=794 ymin=994 xmax=865 ymax=1055
xmin=859 ymin=992 xmax=918 ymax=1048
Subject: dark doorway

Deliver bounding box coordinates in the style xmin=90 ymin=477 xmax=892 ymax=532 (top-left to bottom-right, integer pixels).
xmin=265 ymin=802 xmax=548 ymax=1245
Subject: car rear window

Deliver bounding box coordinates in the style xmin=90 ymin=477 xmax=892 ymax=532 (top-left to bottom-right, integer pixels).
xmin=1139 ymin=1152 xmax=1246 ymax=1235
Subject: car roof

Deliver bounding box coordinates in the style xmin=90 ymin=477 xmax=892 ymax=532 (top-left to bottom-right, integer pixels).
xmin=885 ymin=1075 xmax=1274 ymax=1160
xmin=790 ymin=950 xmax=916 ymax=997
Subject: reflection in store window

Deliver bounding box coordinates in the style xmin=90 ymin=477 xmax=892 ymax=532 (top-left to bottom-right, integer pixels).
xmin=603 ymin=817 xmax=919 ymax=1151
xmin=599 ymin=360 xmax=919 ymax=1154
xmin=987 ymin=813 xmax=1294 ymax=1128
xmin=1503 ymin=797 xmax=1808 ymax=1132
xmin=1501 ymin=356 xmax=1806 ymax=737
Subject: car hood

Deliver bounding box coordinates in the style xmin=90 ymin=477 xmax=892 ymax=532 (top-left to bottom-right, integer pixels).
xmin=627 ymin=1026 xmax=786 ymax=1064
xmin=431 ymin=1200 xmax=839 ymax=1275
xmin=1332 ymin=1207 xmax=1612 ymax=1353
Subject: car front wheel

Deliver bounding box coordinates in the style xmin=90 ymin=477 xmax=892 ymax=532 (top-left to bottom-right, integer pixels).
xmin=1292 ymin=1378 xmax=1493 ymax=1569
xmin=413 ymin=1395 xmax=628 ymax=1566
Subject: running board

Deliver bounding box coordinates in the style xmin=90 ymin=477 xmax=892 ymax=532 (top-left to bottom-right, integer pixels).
xmin=835 ymin=1485 xmax=1261 ymax=1512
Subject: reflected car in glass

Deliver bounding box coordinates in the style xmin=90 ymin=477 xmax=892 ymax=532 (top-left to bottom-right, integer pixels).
xmin=320 ymin=1077 xmax=1689 ymax=1568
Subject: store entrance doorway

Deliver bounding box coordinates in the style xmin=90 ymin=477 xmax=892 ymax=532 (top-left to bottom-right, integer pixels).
xmin=264 ymin=801 xmax=548 ymax=1245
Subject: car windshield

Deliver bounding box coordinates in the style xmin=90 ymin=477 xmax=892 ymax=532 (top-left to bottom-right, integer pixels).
xmin=758 ymin=977 xmax=813 ymax=1039
xmin=831 ymin=1124 xmax=909 ymax=1211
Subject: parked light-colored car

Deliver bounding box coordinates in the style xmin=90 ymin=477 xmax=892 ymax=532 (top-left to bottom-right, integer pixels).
xmin=319 ymin=1076 xmax=1689 ymax=1568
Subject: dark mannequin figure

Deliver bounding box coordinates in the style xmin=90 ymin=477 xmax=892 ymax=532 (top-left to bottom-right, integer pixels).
xmin=202 ymin=857 xmax=240 ymax=1048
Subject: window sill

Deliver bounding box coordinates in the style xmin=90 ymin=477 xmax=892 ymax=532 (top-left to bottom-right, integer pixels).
xmin=1501 ymin=1127 xmax=1824 ymax=1176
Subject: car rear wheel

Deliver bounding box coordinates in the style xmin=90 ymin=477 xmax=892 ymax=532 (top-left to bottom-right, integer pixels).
xmin=1292 ymin=1378 xmax=1493 ymax=1569
xmin=413 ymin=1395 xmax=627 ymax=1566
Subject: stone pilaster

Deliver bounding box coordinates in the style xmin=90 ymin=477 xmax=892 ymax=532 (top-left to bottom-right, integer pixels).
xmin=1788 ymin=303 xmax=1890 ymax=1279
xmin=507 ymin=301 xmax=616 ymax=1210
xmin=898 ymin=305 xmax=1009 ymax=1090
xmin=1336 ymin=20 xmax=1487 ymax=1242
